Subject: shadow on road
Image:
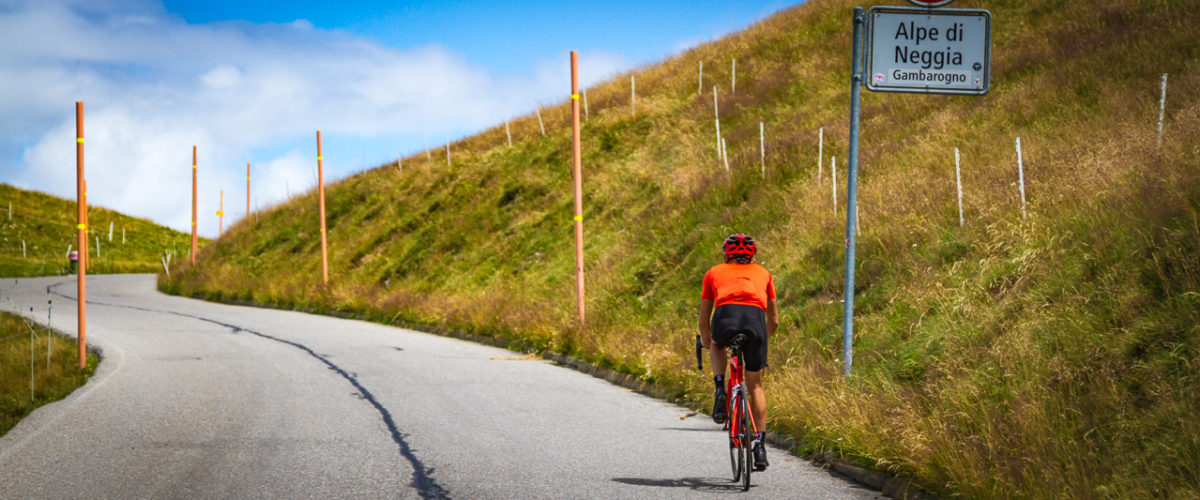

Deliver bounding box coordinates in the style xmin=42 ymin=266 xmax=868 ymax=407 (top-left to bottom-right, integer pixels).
xmin=611 ymin=476 xmax=748 ymax=493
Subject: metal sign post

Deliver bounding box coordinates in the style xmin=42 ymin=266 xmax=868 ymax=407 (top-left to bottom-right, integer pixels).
xmin=841 ymin=4 xmax=991 ymax=378
xmin=842 ymin=8 xmax=865 ymax=378
xmin=907 ymin=0 xmax=956 ymax=7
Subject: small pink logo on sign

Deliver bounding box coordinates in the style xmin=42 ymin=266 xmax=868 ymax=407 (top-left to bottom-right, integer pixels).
xmin=873 ymin=73 xmax=886 ymax=84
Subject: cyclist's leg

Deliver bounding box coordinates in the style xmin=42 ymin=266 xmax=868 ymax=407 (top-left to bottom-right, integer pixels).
xmin=747 ymin=368 xmax=769 ymax=470
xmin=710 ymin=306 xmax=739 ymax=424
xmin=709 ymin=305 xmax=737 ymax=381
xmin=708 ymin=345 xmax=728 ymax=380
xmin=745 ymin=370 xmax=767 ymax=431
xmin=744 ymin=325 xmax=768 ymax=432
xmin=732 ymin=304 xmax=769 ymax=435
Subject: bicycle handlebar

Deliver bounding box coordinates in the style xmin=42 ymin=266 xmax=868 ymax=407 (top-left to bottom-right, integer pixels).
xmin=695 ymin=333 xmax=705 ymax=371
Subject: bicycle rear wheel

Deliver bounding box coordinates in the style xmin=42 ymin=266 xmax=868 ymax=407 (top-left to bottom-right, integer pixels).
xmin=740 ymin=393 xmax=752 ymax=491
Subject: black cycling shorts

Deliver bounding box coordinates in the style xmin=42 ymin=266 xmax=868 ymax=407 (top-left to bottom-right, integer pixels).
xmin=711 ymin=304 xmax=768 ymax=372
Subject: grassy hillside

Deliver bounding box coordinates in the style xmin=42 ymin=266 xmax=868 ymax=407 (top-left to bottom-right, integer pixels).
xmin=163 ymin=0 xmax=1200 ymax=496
xmin=0 ymin=183 xmax=199 ymax=277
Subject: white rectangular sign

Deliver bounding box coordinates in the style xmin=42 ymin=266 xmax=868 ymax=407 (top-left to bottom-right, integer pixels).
xmin=866 ymin=6 xmax=991 ymax=95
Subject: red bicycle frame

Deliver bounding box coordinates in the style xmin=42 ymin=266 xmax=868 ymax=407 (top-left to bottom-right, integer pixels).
xmin=725 ymin=343 xmax=759 ymax=446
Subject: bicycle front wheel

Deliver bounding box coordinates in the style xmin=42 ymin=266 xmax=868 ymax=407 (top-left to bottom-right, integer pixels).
xmin=729 ymin=436 xmax=739 ymax=481
xmin=729 ymin=391 xmax=741 ymax=482
xmin=740 ymin=393 xmax=752 ymax=491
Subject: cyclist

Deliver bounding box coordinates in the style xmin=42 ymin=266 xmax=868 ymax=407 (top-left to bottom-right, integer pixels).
xmin=699 ymin=233 xmax=778 ymax=471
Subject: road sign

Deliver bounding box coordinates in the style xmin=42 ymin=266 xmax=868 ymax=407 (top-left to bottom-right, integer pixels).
xmin=865 ymin=6 xmax=991 ymax=95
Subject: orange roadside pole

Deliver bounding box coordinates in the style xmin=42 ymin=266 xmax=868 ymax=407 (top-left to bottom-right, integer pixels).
xmin=217 ymin=190 xmax=224 ymax=236
xmin=75 ymin=101 xmax=87 ymax=369
xmin=571 ymin=51 xmax=585 ymax=325
xmin=246 ymin=162 xmax=251 ymax=217
xmin=191 ymin=146 xmax=197 ymax=265
xmin=316 ymin=131 xmax=329 ymax=285
xmin=82 ymin=179 xmax=88 ymax=272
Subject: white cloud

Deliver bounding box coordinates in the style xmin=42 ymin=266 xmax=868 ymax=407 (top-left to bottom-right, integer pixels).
xmin=251 ymin=150 xmax=313 ymax=212
xmin=201 ymin=65 xmax=241 ymax=88
xmin=1 ymin=0 xmax=631 ymax=237
xmin=530 ymin=50 xmax=632 ymax=98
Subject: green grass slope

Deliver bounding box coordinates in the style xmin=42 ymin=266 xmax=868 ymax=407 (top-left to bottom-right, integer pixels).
xmin=0 ymin=183 xmax=199 ymax=277
xmin=164 ymin=0 xmax=1200 ymax=496
xmin=0 ymin=311 xmax=98 ymax=437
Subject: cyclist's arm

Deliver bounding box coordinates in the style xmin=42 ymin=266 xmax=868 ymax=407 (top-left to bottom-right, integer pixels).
xmin=698 ymin=299 xmax=715 ymax=348
xmin=765 ymin=299 xmax=779 ymax=338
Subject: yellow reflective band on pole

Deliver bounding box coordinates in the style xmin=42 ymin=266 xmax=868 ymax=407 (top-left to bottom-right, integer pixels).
xmin=571 ymin=94 xmax=579 ymax=100
xmin=191 ymin=222 xmax=196 ymax=226
xmin=76 ymin=224 xmax=85 ymax=230
xmin=215 ymin=211 xmax=223 ymax=216
xmin=76 ymin=138 xmax=84 ymax=143
xmin=193 ymin=164 xmax=197 ymax=169
xmin=573 ymin=215 xmax=583 ymax=221
xmin=317 ymin=156 xmax=323 ymax=161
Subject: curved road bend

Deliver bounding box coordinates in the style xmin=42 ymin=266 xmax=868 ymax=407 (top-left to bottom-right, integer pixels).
xmin=0 ymin=274 xmax=880 ymax=499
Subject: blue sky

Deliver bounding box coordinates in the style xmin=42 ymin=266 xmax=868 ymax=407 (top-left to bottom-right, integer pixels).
xmin=1 ymin=0 xmax=796 ymax=236
xmin=162 ymin=1 xmax=791 ymax=74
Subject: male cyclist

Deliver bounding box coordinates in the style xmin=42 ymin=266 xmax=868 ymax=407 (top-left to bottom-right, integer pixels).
xmin=699 ymin=233 xmax=778 ymax=471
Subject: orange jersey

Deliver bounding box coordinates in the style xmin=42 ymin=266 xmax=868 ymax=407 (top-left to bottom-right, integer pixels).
xmin=700 ymin=262 xmax=776 ymax=310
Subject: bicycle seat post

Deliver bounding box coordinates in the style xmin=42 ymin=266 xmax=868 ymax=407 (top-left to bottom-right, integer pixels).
xmin=730 ymin=334 xmax=749 ymax=357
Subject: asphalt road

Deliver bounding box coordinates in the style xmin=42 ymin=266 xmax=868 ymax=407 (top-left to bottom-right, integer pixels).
xmin=0 ymin=274 xmax=880 ymax=499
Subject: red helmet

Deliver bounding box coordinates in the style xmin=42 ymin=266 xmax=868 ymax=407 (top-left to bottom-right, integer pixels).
xmin=723 ymin=233 xmax=756 ymax=262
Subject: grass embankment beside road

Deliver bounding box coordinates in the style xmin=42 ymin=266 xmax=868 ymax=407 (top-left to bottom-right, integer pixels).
xmin=0 ymin=311 xmax=97 ymax=437
xmin=163 ymin=0 xmax=1200 ymax=496
xmin=0 ymin=183 xmax=199 ymax=277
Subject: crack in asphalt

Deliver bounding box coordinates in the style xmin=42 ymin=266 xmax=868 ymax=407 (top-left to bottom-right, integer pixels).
xmin=47 ymin=281 xmax=450 ymax=500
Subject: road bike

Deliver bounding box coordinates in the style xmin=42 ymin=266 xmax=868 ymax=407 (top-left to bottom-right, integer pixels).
xmin=726 ymin=334 xmax=757 ymax=490
xmin=697 ymin=332 xmax=756 ymax=491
